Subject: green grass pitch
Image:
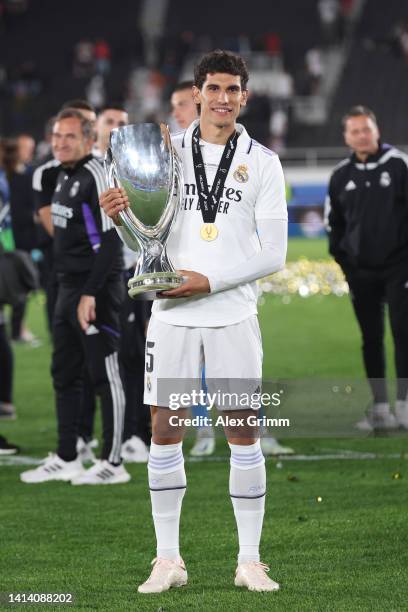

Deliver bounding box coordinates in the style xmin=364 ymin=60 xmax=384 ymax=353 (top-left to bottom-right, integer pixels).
xmin=1 ymin=238 xmax=407 ymax=611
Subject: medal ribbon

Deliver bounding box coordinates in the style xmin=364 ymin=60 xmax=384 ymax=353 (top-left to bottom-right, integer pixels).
xmin=192 ymin=125 xmax=239 ymax=224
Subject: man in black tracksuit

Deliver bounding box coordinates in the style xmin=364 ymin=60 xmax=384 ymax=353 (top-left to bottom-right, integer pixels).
xmin=325 ymin=105 xmax=408 ymax=431
xmin=21 ymin=109 xmax=130 ymax=484
xmin=33 ymin=102 xmax=99 ymax=459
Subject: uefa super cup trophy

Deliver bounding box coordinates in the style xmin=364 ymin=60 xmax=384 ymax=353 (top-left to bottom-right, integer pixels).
xmin=105 ymin=123 xmax=184 ymax=299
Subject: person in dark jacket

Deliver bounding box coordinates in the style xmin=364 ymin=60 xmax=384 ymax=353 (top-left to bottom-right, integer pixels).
xmin=0 ymin=154 xmax=20 ymax=456
xmin=2 ymin=138 xmax=38 ymax=342
xmin=325 ymin=105 xmax=408 ymax=431
xmin=0 ymin=151 xmax=16 ymax=422
xmin=20 ymin=109 xmax=129 ymax=485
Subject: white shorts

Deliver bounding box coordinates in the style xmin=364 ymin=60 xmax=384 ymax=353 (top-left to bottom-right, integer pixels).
xmin=144 ymin=315 xmax=263 ymax=410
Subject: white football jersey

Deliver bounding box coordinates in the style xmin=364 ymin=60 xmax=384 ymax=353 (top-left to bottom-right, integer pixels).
xmin=152 ymin=119 xmax=287 ymax=327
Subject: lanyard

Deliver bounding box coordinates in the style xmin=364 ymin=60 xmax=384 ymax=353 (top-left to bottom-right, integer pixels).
xmin=192 ymin=125 xmax=239 ymax=224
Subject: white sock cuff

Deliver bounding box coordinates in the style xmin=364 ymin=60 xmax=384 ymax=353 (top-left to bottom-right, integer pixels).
xmin=229 ymin=439 xmax=264 ymax=470
xmin=149 ymin=441 xmax=184 ymax=474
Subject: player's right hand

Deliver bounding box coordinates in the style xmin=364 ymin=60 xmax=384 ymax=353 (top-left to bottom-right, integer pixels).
xmin=99 ymin=187 xmax=129 ymax=225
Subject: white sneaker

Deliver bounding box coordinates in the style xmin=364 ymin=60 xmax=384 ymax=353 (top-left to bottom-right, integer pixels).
xmin=261 ymin=436 xmax=294 ymax=456
xmin=121 ymin=436 xmax=149 ymax=463
xmin=355 ymin=403 xmax=398 ymax=431
xmin=235 ymin=561 xmax=280 ymax=592
xmin=76 ymin=437 xmax=98 ymax=462
xmin=71 ymin=460 xmax=131 ymax=485
xmin=20 ymin=453 xmax=85 ymax=484
xmin=138 ymin=557 xmax=187 ymax=593
xmin=395 ymin=400 xmax=408 ymax=429
xmin=190 ymin=427 xmax=215 ymax=457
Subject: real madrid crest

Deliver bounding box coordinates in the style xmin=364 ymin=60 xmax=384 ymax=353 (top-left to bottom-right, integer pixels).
xmin=379 ymin=171 xmax=391 ymax=188
xmin=69 ymin=180 xmax=80 ymax=198
xmin=233 ymin=164 xmax=249 ymax=183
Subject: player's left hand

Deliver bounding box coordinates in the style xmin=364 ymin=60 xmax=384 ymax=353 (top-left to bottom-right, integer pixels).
xmin=78 ymin=295 xmax=96 ymax=331
xmin=160 ymin=270 xmax=210 ymax=298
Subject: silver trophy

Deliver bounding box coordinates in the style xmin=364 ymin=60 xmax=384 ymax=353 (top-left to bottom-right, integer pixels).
xmin=105 ymin=123 xmax=184 ymax=299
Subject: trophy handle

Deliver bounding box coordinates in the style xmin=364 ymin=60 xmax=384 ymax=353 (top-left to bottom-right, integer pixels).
xmin=104 ymin=123 xmax=184 ymax=299
xmin=104 ymin=150 xmax=144 ymax=251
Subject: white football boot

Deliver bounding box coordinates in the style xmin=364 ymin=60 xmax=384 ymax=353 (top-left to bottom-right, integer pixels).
xmin=20 ymin=453 xmax=85 ymax=484
xmin=190 ymin=427 xmax=215 ymax=457
xmin=395 ymin=400 xmax=408 ymax=429
xmin=138 ymin=557 xmax=187 ymax=593
xmin=121 ymin=436 xmax=149 ymax=463
xmin=235 ymin=561 xmax=280 ymax=592
xmin=355 ymin=403 xmax=398 ymax=431
xmin=71 ymin=460 xmax=131 ymax=485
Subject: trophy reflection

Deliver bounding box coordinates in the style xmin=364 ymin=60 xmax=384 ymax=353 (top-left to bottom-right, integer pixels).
xmin=105 ymin=123 xmax=184 ymax=299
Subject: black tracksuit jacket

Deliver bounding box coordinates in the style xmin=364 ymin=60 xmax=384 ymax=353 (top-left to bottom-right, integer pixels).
xmin=325 ymin=143 xmax=408 ymax=270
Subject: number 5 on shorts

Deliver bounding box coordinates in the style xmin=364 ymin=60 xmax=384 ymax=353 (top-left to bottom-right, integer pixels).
xmin=146 ymin=341 xmax=155 ymax=373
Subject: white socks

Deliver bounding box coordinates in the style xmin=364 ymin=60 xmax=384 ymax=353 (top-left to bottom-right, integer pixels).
xmin=229 ymin=440 xmax=266 ymax=564
xmin=148 ymin=441 xmax=186 ymax=561
xmin=148 ymin=439 xmax=266 ymax=564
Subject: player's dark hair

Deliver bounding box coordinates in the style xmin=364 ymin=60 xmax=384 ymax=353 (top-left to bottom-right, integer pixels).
xmin=99 ymin=102 xmax=127 ymax=114
xmin=172 ymin=80 xmax=194 ymax=94
xmin=342 ymin=105 xmax=377 ymax=129
xmin=54 ymin=109 xmax=94 ymax=140
xmin=60 ymin=99 xmax=95 ymax=113
xmin=194 ymin=50 xmax=249 ymax=91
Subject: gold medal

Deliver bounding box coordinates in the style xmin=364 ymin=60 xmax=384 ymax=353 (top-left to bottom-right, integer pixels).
xmin=200 ymin=223 xmax=218 ymax=241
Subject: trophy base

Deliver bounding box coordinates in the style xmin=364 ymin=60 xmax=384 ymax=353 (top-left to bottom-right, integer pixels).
xmin=128 ymin=272 xmax=183 ymax=300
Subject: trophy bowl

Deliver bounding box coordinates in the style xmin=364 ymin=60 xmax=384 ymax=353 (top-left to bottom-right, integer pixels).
xmin=105 ymin=123 xmax=184 ymax=299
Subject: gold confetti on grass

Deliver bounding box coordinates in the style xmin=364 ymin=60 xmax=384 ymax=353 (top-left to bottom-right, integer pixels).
xmin=259 ymin=259 xmax=349 ymax=299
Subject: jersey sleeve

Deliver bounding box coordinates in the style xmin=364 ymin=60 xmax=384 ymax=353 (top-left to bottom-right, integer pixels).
xmin=207 ymin=218 xmax=287 ymax=294
xmin=254 ymin=154 xmax=288 ymax=221
xmin=32 ymin=164 xmax=59 ymax=210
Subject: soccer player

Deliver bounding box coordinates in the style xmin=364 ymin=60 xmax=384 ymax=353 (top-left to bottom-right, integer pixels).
xmin=101 ymin=50 xmax=287 ymax=592
xmin=21 ymin=109 xmax=129 ymax=485
xmin=170 ymin=80 xmax=199 ymax=130
xmin=325 ymin=105 xmax=408 ymax=431
xmin=93 ymin=104 xmax=128 ymax=158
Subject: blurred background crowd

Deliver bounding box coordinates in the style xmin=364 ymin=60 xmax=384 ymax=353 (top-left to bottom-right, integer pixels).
xmin=1 ymin=0 xmax=408 ymax=157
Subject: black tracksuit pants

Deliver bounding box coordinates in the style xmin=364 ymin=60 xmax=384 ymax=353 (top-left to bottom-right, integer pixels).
xmin=77 ymin=367 xmax=97 ymax=442
xmin=119 ymin=279 xmax=151 ymax=446
xmin=51 ymin=278 xmax=125 ymax=463
xmin=0 ymin=308 xmax=13 ymax=404
xmin=344 ymin=261 xmax=408 ymax=403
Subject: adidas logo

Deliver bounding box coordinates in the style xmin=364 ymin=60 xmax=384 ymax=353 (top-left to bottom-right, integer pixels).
xmin=85 ymin=325 xmax=100 ymax=336
xmin=345 ymin=180 xmax=356 ymax=191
